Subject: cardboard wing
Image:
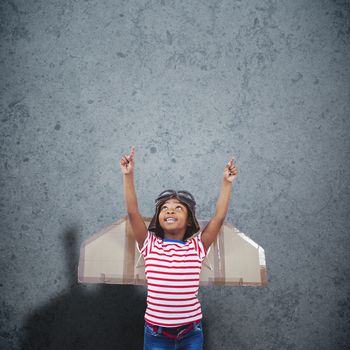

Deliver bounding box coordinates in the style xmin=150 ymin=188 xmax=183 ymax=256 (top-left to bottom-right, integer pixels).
xmin=78 ymin=216 xmax=267 ymax=286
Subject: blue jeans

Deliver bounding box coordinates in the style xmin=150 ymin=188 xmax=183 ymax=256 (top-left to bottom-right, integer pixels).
xmin=143 ymin=321 xmax=204 ymax=350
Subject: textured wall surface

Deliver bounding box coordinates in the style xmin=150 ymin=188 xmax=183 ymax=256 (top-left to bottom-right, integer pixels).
xmin=1 ymin=0 xmax=349 ymax=349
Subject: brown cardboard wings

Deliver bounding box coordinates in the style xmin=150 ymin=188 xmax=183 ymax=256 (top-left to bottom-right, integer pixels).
xmin=78 ymin=216 xmax=267 ymax=286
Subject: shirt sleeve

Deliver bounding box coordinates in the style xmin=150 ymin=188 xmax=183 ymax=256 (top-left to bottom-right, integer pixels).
xmin=136 ymin=230 xmax=153 ymax=258
xmin=193 ymin=231 xmax=211 ymax=261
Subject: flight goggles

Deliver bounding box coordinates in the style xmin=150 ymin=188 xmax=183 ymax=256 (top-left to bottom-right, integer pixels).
xmin=155 ymin=189 xmax=196 ymax=208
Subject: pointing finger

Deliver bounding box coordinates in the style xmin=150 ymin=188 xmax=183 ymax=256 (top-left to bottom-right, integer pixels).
xmin=130 ymin=146 xmax=135 ymax=160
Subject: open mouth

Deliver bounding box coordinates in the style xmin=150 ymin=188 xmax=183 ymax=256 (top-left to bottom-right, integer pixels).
xmin=164 ymin=218 xmax=177 ymax=223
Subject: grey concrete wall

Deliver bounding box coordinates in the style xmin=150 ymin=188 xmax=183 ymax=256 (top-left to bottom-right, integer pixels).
xmin=1 ymin=0 xmax=349 ymax=349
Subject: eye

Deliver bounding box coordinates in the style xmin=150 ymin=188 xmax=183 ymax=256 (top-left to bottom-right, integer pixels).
xmin=176 ymin=206 xmax=183 ymax=211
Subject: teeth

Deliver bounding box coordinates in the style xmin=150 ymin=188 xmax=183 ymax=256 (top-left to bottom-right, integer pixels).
xmin=166 ymin=218 xmax=176 ymax=222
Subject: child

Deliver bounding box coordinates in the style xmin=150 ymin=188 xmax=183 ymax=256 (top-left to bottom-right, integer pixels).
xmin=120 ymin=146 xmax=238 ymax=350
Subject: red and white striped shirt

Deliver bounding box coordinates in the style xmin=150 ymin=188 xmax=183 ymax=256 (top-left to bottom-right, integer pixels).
xmin=137 ymin=230 xmax=210 ymax=327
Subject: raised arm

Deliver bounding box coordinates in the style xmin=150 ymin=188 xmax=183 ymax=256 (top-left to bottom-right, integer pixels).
xmin=201 ymin=157 xmax=238 ymax=252
xmin=120 ymin=146 xmax=148 ymax=248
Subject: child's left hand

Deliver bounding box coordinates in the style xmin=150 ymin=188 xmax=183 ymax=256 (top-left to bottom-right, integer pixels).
xmin=223 ymin=157 xmax=238 ymax=183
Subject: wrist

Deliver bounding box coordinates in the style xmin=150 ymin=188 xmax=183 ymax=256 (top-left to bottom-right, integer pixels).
xmin=223 ymin=177 xmax=234 ymax=185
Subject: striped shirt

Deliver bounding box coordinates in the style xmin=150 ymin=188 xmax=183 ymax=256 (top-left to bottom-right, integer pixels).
xmin=137 ymin=230 xmax=210 ymax=327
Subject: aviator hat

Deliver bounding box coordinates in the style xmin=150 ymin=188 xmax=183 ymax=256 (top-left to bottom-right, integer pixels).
xmin=148 ymin=189 xmax=201 ymax=240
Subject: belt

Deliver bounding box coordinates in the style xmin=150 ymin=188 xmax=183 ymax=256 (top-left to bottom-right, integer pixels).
xmin=146 ymin=320 xmax=201 ymax=340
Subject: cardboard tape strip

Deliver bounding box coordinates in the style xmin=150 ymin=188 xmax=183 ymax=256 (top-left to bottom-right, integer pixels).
xmin=213 ymin=224 xmax=225 ymax=285
xmin=260 ymin=266 xmax=268 ymax=286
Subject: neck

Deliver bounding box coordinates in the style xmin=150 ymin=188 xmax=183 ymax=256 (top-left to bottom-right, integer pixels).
xmin=163 ymin=228 xmax=186 ymax=241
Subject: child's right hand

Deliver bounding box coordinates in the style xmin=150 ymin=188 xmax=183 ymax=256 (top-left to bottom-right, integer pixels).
xmin=119 ymin=146 xmax=135 ymax=175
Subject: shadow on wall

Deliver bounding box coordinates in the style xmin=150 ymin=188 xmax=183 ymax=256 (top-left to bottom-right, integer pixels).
xmin=19 ymin=225 xmax=146 ymax=350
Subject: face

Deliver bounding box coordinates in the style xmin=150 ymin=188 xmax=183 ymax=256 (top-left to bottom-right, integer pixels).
xmin=158 ymin=198 xmax=191 ymax=233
